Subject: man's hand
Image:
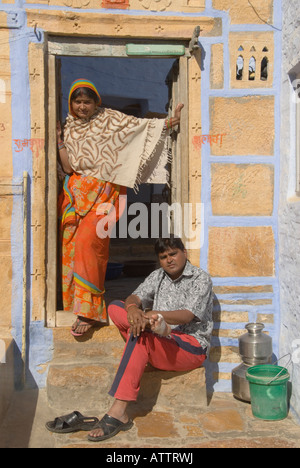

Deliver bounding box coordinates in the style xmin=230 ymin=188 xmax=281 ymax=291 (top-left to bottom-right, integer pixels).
xmin=127 ymin=305 xmax=149 ymax=337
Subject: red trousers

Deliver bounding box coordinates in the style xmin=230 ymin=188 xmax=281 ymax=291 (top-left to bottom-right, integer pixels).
xmin=108 ymin=301 xmax=207 ymax=401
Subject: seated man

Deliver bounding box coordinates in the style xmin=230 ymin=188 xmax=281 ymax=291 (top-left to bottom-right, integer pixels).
xmin=88 ymin=235 xmax=213 ymax=442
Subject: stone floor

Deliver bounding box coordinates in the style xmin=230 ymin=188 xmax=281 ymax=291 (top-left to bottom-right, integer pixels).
xmin=1 ymin=272 xmax=300 ymax=449
xmin=1 ymin=386 xmax=300 ymax=449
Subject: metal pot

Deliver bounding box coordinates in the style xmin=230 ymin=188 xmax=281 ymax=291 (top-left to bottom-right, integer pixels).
xmin=232 ymin=362 xmax=253 ymax=402
xmin=239 ymin=323 xmax=272 ymax=365
xmin=232 ymin=323 xmax=272 ymax=402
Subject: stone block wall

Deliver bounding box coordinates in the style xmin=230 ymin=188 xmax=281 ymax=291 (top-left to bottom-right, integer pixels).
xmin=279 ymin=0 xmax=300 ymax=422
xmin=0 ymin=0 xmax=286 ymax=401
xmin=198 ymin=0 xmax=281 ymax=392
xmin=0 ymin=24 xmax=13 ymax=331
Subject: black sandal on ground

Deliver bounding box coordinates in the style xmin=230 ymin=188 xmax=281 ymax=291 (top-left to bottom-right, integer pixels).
xmin=88 ymin=414 xmax=134 ymax=442
xmin=45 ymin=411 xmax=99 ymax=433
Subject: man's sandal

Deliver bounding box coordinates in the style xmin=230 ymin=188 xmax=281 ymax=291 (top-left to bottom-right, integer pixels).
xmin=88 ymin=414 xmax=134 ymax=442
xmin=46 ymin=411 xmax=99 ymax=433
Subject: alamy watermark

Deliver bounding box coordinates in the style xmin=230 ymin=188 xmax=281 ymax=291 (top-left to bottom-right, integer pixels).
xmin=96 ymin=196 xmax=204 ymax=250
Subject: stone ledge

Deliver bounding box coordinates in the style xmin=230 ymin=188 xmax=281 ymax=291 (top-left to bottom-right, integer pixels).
xmin=47 ymin=362 xmax=207 ymax=414
xmin=48 ymin=324 xmax=207 ymax=414
xmin=47 ymin=363 xmax=116 ymax=413
xmin=139 ymin=365 xmax=207 ymax=410
xmin=26 ymin=10 xmax=222 ymax=38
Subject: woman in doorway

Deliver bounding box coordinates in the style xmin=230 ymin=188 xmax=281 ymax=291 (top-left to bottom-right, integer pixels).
xmin=57 ymin=79 xmax=184 ymax=336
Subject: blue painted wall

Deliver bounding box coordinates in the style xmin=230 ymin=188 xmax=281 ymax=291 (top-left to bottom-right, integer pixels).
xmin=200 ymin=0 xmax=282 ymax=392
xmin=3 ymin=1 xmax=285 ymax=399
xmin=8 ymin=16 xmax=53 ymax=388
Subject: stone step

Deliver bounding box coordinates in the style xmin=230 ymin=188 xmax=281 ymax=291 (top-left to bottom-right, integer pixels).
xmin=47 ymin=362 xmax=118 ymax=414
xmin=47 ymin=362 xmax=207 ymax=414
xmin=47 ymin=327 xmax=207 ymax=415
xmin=47 ymin=326 xmax=126 ymax=413
xmin=50 ymin=326 xmax=124 ymax=363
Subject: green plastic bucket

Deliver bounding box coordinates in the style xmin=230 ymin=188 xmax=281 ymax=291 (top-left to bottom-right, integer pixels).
xmin=246 ymin=365 xmax=290 ymax=421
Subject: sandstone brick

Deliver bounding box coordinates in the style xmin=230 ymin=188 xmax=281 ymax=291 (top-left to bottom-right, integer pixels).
xmin=213 ymin=329 xmax=245 ymax=338
xmin=28 ymin=42 xmax=47 ymax=322
xmin=47 ymin=363 xmax=115 ymax=413
xmin=0 ymin=196 xmax=13 ymax=239
xmin=229 ymin=31 xmax=274 ymax=89
xmin=211 ymin=163 xmax=274 ymax=215
xmin=27 ymin=0 xmax=206 ymax=13
xmin=213 ymin=371 xmax=232 ymax=381
xmin=135 ymin=411 xmax=179 ymax=438
xmin=199 ymin=409 xmax=244 ymax=432
xmin=0 ymin=31 xmax=13 ymax=178
xmin=208 ymin=226 xmax=275 ymax=277
xmin=212 ymin=0 xmax=273 ymax=25
xmin=213 ymin=285 xmax=273 ymax=294
xmin=210 ymin=43 xmax=224 ymax=89
xmin=257 ymin=313 xmax=274 ymax=323
xmin=130 ymin=0 xmax=206 ymax=13
xmin=219 ymin=299 xmax=272 ymax=306
xmin=209 ymin=345 xmax=240 ymax=363
xmin=139 ymin=365 xmax=207 ymax=409
xmin=188 ymin=50 xmax=202 ymax=266
xmin=53 ymin=324 xmax=121 ymax=344
xmin=0 ymin=183 xmax=13 ymax=328
xmin=184 ymin=424 xmax=205 ymax=437
xmin=0 ymin=256 xmax=12 ymax=327
xmin=195 ymin=437 xmax=298 ymax=448
xmin=48 ymin=364 xmax=110 ymax=387
xmin=0 ymin=337 xmax=14 ymax=420
xmin=209 ymin=96 xmax=275 ymax=156
xmin=212 ymin=311 xmax=249 ymax=323
xmin=26 ymin=10 xmax=219 ymax=39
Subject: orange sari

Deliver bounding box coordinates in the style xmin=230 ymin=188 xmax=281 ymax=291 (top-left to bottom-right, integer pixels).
xmin=58 ymin=173 xmax=126 ymax=322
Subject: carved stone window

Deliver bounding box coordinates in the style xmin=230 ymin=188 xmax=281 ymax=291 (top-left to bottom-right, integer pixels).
xmin=236 ymin=55 xmax=244 ymax=80
xmin=236 ymin=45 xmax=269 ymax=83
xmin=230 ymin=33 xmax=273 ymax=88
xmin=261 ymin=56 xmax=269 ymax=81
xmin=249 ymin=56 xmax=256 ymax=80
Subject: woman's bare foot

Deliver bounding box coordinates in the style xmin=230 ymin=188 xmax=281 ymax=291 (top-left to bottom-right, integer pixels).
xmin=71 ymin=316 xmax=98 ymax=336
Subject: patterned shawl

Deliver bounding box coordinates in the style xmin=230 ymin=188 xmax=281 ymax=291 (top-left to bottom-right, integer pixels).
xmin=64 ymin=107 xmax=170 ymax=190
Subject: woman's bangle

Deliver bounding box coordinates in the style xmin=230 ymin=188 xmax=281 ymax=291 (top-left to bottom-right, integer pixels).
xmin=164 ymin=118 xmax=172 ymax=130
xmin=58 ymin=141 xmax=65 ymax=150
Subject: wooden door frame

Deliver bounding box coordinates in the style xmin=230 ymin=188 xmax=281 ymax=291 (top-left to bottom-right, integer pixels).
xmin=45 ymin=26 xmax=202 ymax=327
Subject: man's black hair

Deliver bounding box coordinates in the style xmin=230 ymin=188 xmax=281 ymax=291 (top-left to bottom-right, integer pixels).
xmin=154 ymin=236 xmax=185 ymax=255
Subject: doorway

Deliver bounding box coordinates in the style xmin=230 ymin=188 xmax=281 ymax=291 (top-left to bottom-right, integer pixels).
xmin=55 ymin=55 xmax=178 ymax=311
xmin=46 ymin=37 xmax=192 ymax=326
